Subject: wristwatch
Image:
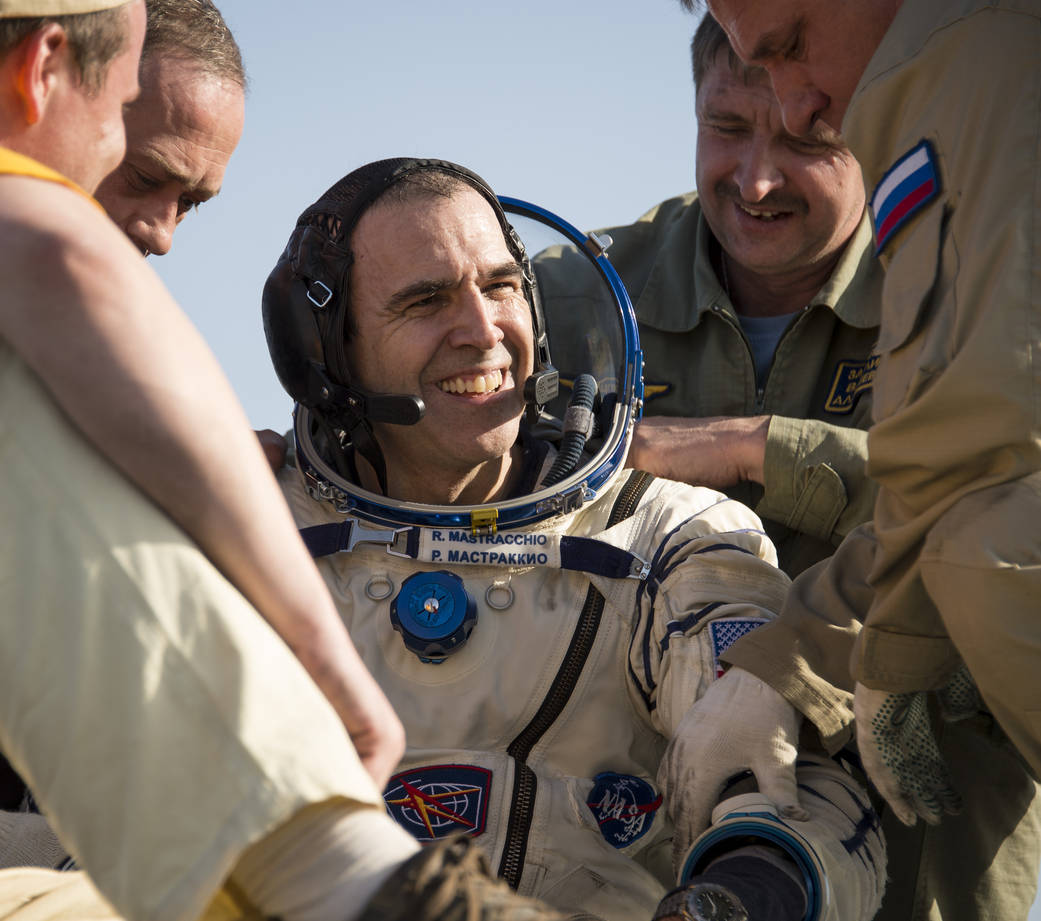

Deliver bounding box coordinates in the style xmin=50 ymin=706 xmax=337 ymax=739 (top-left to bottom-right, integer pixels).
xmin=652 ymin=882 xmax=749 ymax=921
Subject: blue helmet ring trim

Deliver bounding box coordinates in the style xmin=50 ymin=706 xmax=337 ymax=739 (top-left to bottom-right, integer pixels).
xmin=679 ymin=813 xmax=825 ymax=921
xmin=294 ymin=401 xmax=630 ymax=531
xmin=499 ymin=196 xmax=644 ymax=419
xmin=292 ymin=195 xmax=643 ymax=532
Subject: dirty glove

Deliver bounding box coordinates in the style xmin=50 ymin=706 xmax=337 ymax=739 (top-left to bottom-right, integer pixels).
xmin=853 ymin=664 xmax=979 ymax=826
xmin=935 ymin=664 xmax=983 ymax=722
xmin=658 ymin=667 xmax=809 ymax=874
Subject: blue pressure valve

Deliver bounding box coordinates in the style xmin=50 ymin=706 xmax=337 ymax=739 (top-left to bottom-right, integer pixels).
xmin=390 ymin=570 xmax=478 ymax=664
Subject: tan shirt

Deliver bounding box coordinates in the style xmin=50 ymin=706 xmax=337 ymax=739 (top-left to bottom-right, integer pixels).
xmin=845 ymin=0 xmax=1041 ymax=686
xmin=728 ymin=0 xmax=1041 ymax=736
xmin=597 ymin=195 xmax=882 ymax=577
xmin=0 ymin=151 xmax=380 ymax=921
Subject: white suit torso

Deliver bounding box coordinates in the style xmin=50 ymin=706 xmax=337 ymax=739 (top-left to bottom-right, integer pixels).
xmin=281 ymin=454 xmax=789 ymax=920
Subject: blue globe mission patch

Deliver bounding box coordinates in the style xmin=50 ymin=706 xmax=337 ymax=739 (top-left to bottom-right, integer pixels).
xmin=384 ymin=764 xmax=492 ymax=842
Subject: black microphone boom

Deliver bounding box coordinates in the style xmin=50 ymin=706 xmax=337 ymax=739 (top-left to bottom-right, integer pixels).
xmin=362 ymin=391 xmax=426 ymax=425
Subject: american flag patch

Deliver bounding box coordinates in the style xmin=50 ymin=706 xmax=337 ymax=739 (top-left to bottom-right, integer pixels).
xmin=870 ymin=140 xmax=940 ymax=254
xmin=710 ymin=618 xmax=767 ymax=677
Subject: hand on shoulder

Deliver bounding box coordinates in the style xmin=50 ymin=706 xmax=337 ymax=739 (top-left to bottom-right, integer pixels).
xmin=626 ymin=415 xmax=770 ymax=488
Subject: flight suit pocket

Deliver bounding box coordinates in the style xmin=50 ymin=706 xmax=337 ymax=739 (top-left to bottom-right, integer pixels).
xmin=872 ymin=203 xmax=946 ymax=423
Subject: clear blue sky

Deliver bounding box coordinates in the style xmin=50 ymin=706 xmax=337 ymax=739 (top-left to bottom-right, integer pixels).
xmin=153 ymin=4 xmax=1041 ymax=915
xmin=154 ymin=0 xmax=700 ymax=432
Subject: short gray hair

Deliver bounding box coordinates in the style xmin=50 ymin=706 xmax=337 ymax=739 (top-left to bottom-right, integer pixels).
xmin=142 ymin=0 xmax=245 ymax=89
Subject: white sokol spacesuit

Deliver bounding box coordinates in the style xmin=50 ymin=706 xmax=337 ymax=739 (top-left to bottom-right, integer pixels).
xmin=262 ymin=158 xmax=886 ymax=921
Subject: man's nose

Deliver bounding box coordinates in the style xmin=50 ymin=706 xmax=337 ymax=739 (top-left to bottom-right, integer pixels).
xmin=449 ymin=288 xmax=506 ymax=349
xmin=127 ymin=201 xmax=178 ymax=256
xmin=768 ymin=67 xmax=831 ymax=138
xmin=734 ymin=140 xmax=784 ymax=202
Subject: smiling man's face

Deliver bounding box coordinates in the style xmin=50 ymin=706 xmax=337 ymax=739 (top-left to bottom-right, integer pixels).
xmin=695 ymin=45 xmax=864 ymax=284
xmin=345 ymin=183 xmax=535 ymax=503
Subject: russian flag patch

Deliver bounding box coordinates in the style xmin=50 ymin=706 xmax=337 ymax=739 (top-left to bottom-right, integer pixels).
xmin=870 ymin=140 xmax=940 ymax=254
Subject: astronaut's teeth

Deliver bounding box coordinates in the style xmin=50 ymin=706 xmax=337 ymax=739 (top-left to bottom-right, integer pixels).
xmin=439 ymin=370 xmax=503 ymax=394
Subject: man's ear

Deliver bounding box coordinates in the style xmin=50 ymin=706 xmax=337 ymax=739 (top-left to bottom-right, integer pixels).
xmin=14 ymin=23 xmax=70 ymax=126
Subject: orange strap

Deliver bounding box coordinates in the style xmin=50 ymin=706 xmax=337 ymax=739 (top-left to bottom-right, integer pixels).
xmin=0 ymin=147 xmax=103 ymax=210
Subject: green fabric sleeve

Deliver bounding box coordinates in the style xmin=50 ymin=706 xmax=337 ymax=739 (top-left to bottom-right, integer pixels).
xmin=757 ymin=415 xmax=874 ymax=545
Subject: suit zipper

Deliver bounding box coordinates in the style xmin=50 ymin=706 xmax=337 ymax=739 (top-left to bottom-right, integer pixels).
xmin=497 ymin=470 xmax=654 ymax=888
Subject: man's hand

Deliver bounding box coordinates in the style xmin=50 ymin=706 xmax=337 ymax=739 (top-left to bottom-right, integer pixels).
xmin=853 ymin=666 xmax=977 ymax=826
xmin=287 ymin=618 xmax=406 ymax=791
xmin=336 ymin=675 xmax=406 ymax=792
xmin=657 ymin=667 xmax=808 ymax=874
xmin=626 ymin=416 xmax=770 ymax=489
xmin=256 ymin=428 xmax=288 ymax=473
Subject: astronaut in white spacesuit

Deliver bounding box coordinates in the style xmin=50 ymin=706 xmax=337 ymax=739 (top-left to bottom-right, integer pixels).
xmin=262 ymin=157 xmax=886 ymax=921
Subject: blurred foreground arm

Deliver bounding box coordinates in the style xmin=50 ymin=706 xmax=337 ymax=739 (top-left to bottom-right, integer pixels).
xmin=0 ymin=179 xmax=402 ymax=786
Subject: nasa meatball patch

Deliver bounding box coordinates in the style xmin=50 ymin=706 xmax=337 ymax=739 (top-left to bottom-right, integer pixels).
xmin=384 ymin=765 xmax=491 ymax=841
xmin=586 ymin=772 xmax=662 ymax=848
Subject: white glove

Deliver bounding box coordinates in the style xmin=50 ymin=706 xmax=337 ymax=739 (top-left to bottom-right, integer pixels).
xmin=853 ymin=665 xmax=977 ymax=826
xmin=657 ymin=667 xmax=809 ymax=874
xmin=0 ymin=810 xmax=70 ymax=870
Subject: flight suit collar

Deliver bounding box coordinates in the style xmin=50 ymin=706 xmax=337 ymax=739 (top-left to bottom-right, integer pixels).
xmin=808 ymin=212 xmax=880 ymax=330
xmin=630 ymin=198 xmax=727 ymax=334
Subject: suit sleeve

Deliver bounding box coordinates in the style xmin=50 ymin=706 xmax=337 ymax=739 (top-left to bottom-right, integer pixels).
xmin=625 ymin=482 xmax=792 ymax=738
xmin=721 ymin=522 xmax=878 ymax=751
